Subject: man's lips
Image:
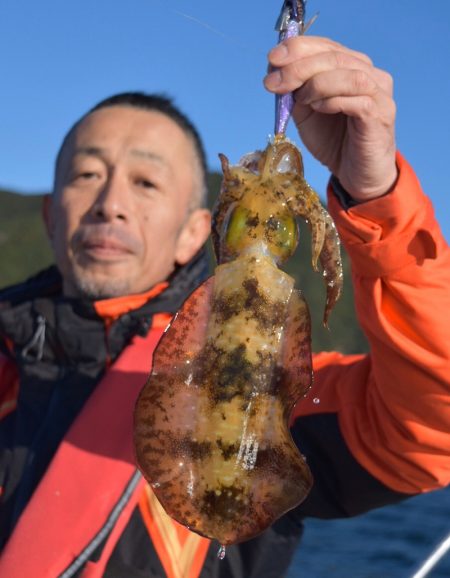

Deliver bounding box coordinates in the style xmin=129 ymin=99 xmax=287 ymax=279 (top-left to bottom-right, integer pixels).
xmin=81 ymin=239 xmax=132 ymax=260
xmin=84 ymin=239 xmax=130 ymax=251
xmin=73 ymin=226 xmax=140 ymax=262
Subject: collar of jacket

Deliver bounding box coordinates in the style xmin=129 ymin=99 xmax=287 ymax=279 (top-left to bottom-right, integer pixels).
xmin=0 ymin=246 xmax=210 ymax=361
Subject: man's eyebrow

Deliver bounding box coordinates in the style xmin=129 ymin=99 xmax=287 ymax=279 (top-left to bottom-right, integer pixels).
xmin=129 ymin=149 xmax=168 ymax=166
xmin=71 ymin=146 xmax=169 ymax=168
xmin=73 ymin=146 xmax=107 ymax=158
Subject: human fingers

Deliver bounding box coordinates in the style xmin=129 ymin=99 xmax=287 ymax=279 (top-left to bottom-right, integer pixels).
xmin=296 ymin=95 xmax=396 ymax=129
xmin=295 ymin=68 xmax=395 ymax=114
xmin=264 ymin=46 xmax=392 ymax=97
xmin=269 ymin=35 xmax=374 ymax=68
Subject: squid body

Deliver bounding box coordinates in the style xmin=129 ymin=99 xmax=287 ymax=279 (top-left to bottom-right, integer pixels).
xmin=134 ymin=135 xmax=343 ymax=545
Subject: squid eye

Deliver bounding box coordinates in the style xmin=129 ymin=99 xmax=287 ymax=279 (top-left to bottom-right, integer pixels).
xmin=223 ymin=205 xmax=253 ymax=252
xmin=266 ymin=214 xmax=299 ymax=262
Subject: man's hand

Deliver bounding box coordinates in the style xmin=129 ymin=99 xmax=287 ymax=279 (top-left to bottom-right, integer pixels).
xmin=264 ymin=36 xmax=398 ymax=201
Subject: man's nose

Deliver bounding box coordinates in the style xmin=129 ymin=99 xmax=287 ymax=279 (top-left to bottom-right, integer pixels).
xmin=91 ymin=173 xmax=128 ymax=222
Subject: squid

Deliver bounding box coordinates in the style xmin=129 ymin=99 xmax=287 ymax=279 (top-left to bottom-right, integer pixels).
xmin=134 ymin=0 xmax=343 ymax=547
xmin=134 ymin=135 xmax=343 ymax=545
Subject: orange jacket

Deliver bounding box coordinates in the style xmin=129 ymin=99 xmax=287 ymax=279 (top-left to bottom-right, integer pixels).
xmin=293 ymin=151 xmax=450 ymax=494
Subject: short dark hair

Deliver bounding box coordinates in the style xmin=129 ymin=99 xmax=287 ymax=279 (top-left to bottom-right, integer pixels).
xmin=54 ymin=92 xmax=208 ymax=206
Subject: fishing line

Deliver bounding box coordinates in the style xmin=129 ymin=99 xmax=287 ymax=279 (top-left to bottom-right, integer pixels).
xmin=151 ymin=0 xmax=266 ymax=56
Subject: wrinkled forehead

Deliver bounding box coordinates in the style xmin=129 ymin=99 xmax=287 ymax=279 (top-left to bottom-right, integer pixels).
xmin=54 ymin=106 xmax=199 ymax=188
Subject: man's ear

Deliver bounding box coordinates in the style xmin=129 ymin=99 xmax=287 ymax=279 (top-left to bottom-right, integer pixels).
xmin=42 ymin=194 xmax=54 ymax=240
xmin=175 ymin=209 xmax=211 ymax=265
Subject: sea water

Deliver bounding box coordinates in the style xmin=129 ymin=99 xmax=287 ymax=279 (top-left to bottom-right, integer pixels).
xmin=287 ymin=486 xmax=450 ymax=577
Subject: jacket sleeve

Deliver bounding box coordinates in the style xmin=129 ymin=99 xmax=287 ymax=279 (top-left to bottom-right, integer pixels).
xmin=291 ymin=152 xmax=450 ymax=497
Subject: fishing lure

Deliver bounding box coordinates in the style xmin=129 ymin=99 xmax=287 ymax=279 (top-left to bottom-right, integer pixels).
xmin=134 ymin=0 xmax=343 ymax=546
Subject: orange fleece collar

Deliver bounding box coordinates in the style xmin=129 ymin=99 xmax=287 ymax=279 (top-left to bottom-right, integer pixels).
xmin=93 ymin=282 xmax=169 ymax=323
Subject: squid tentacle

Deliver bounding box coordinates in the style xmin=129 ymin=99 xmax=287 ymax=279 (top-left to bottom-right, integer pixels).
xmin=284 ymin=179 xmax=327 ymax=271
xmin=320 ymin=213 xmax=343 ymax=327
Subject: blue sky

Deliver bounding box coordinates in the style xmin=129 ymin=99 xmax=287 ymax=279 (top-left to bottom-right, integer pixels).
xmin=1 ymin=0 xmax=449 ymax=241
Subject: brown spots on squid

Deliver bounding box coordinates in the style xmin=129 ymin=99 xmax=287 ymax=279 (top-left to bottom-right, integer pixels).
xmin=245 ymin=213 xmax=260 ymax=229
xmin=199 ymin=485 xmax=252 ymax=521
xmin=193 ymin=342 xmax=278 ymax=402
xmin=175 ymin=437 xmax=213 ymax=461
xmin=212 ymin=276 xmax=288 ymax=333
xmin=216 ymin=439 xmax=240 ymax=460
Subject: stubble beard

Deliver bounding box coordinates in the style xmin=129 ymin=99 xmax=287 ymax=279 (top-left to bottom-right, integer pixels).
xmin=68 ymin=267 xmax=133 ymax=301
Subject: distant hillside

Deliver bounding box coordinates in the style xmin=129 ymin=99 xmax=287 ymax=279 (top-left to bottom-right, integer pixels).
xmin=0 ymin=189 xmax=53 ymax=288
xmin=0 ymin=177 xmax=367 ymax=354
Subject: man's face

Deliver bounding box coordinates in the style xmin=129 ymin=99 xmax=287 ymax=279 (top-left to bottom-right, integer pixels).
xmin=45 ymin=106 xmax=210 ymax=299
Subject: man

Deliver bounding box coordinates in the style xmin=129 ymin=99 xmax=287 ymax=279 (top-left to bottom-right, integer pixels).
xmin=0 ymin=36 xmax=449 ymax=577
